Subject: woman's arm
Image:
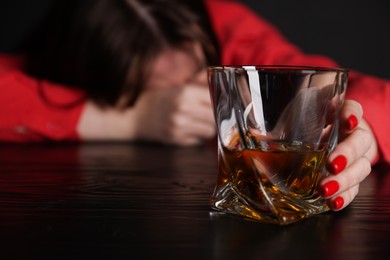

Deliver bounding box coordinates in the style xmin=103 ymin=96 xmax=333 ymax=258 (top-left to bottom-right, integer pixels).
xmin=76 ymin=100 xmax=137 ymax=141
xmin=0 ymin=55 xmax=85 ymax=142
xmin=78 ymin=84 xmax=215 ymax=145
xmin=0 ymin=55 xmax=215 ymax=144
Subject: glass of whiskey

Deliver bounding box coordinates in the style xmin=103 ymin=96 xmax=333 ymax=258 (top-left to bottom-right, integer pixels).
xmin=208 ymin=65 xmax=348 ymax=225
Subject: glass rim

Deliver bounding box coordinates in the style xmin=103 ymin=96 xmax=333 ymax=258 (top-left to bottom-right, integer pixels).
xmin=208 ymin=65 xmax=349 ymax=73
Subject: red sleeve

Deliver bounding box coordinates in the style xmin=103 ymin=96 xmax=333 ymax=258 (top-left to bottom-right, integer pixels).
xmin=205 ymin=0 xmax=390 ymax=164
xmin=346 ymin=72 xmax=390 ymax=163
xmin=0 ymin=55 xmax=86 ymax=142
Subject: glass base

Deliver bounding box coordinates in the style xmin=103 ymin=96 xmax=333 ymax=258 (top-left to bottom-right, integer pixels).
xmin=210 ymin=182 xmax=330 ymax=225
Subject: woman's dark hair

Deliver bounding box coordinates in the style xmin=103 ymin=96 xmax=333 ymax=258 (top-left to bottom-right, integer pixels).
xmin=26 ymin=0 xmax=219 ymax=107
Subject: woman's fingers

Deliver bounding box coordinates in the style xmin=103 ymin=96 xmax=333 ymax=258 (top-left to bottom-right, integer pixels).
xmin=319 ymin=156 xmax=371 ymax=209
xmin=320 ymin=156 xmax=371 ymax=197
xmin=131 ymin=84 xmax=214 ymax=145
xmin=318 ymin=99 xmax=377 ymax=211
xmin=327 ymin=184 xmax=359 ymax=211
xmin=338 ymin=99 xmax=363 ymax=133
xmin=169 ymin=113 xmax=216 ymax=145
xmin=327 ymin=98 xmax=373 ymax=170
xmin=175 ymin=85 xmax=215 ymax=124
xmin=327 ymin=127 xmax=374 ymax=173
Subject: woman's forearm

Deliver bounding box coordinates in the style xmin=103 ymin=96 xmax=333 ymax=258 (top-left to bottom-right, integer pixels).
xmin=77 ymin=101 xmax=138 ymax=141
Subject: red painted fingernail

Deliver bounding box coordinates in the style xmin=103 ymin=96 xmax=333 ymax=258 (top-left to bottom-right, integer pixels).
xmin=331 ymin=196 xmax=344 ymax=210
xmin=345 ymin=115 xmax=358 ymax=131
xmin=327 ymin=155 xmax=347 ymax=175
xmin=320 ymin=180 xmax=339 ymax=197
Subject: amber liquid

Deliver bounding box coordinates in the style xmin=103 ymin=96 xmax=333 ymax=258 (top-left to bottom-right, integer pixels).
xmin=211 ymin=136 xmax=329 ymax=224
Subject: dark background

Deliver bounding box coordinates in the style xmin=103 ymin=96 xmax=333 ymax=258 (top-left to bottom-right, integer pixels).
xmin=0 ymin=0 xmax=389 ymax=79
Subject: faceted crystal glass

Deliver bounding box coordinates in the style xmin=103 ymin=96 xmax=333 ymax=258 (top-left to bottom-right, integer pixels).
xmin=208 ymin=65 xmax=348 ymax=225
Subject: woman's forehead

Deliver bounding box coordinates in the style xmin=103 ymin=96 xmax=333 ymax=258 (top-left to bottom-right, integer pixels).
xmin=147 ymin=44 xmax=205 ymax=87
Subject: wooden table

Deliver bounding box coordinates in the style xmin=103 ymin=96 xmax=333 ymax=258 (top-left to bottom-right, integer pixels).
xmin=1 ymin=143 xmax=389 ymax=259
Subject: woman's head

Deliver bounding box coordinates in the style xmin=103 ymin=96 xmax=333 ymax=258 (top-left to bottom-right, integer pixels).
xmin=28 ymin=0 xmax=218 ymax=107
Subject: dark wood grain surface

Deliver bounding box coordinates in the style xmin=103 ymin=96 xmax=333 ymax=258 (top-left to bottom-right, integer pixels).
xmin=1 ymin=143 xmax=390 ymax=259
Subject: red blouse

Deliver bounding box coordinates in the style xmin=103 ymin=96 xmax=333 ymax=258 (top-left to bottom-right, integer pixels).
xmin=0 ymin=0 xmax=389 ymax=163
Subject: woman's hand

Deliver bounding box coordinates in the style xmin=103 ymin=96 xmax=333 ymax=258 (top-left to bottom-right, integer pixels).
xmin=131 ymin=84 xmax=216 ymax=146
xmin=318 ymin=99 xmax=378 ymax=210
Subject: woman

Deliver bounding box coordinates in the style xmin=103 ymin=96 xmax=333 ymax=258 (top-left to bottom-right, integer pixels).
xmin=0 ymin=0 xmax=387 ymax=211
